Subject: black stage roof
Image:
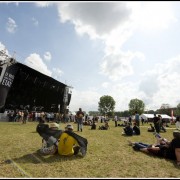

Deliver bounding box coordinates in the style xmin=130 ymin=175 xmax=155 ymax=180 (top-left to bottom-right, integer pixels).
xmin=0 ymin=60 xmax=71 ymax=113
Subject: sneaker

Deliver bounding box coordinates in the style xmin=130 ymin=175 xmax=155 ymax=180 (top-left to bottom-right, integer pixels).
xmin=40 ymin=145 xmax=57 ymax=155
xmin=153 ymin=132 xmax=161 ymax=138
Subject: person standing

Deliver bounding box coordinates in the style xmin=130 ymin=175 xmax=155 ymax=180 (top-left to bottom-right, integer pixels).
xmin=135 ymin=111 xmax=140 ymax=127
xmin=76 ymin=108 xmax=84 ymax=132
xmin=23 ymin=110 xmax=29 ymax=124
xmin=128 ymin=116 xmax=132 ymax=125
xmin=175 ymin=116 xmax=180 ymax=130
xmin=141 ymin=117 xmax=145 ymax=125
xmin=153 ymin=114 xmax=160 ymax=133
xmin=114 ymin=115 xmax=118 ymax=127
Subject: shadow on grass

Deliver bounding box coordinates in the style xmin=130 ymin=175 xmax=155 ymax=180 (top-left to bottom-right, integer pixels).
xmin=5 ymin=151 xmax=84 ymax=165
xmin=31 ymin=131 xmax=38 ymax=133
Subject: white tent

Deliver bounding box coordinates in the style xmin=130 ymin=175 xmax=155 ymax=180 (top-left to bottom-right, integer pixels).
xmin=140 ymin=113 xmax=176 ymax=122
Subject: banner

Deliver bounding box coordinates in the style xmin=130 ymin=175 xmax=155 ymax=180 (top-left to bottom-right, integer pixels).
xmin=0 ymin=64 xmax=18 ymax=110
xmin=63 ymin=86 xmax=69 ymax=104
xmin=171 ymin=109 xmax=174 ymax=118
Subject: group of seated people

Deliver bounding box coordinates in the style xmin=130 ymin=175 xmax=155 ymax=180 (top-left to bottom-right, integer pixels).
xmin=99 ymin=121 xmax=110 ymax=130
xmin=128 ymin=131 xmax=180 ymax=166
xmin=147 ymin=123 xmax=166 ymax=133
xmin=36 ymin=119 xmax=180 ymax=167
xmin=89 ymin=120 xmax=110 ymax=130
xmin=36 ymin=122 xmax=88 ymax=157
xmin=83 ymin=119 xmax=93 ymax=126
xmin=117 ymin=121 xmax=127 ymax=127
xmin=122 ymin=122 xmax=140 ymax=136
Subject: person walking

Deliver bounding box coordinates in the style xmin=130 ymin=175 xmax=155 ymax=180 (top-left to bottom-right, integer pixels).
xmin=76 ymin=108 xmax=84 ymax=132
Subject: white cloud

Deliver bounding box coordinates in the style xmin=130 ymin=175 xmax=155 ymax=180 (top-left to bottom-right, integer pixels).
xmin=57 ymin=2 xmax=132 ymax=39
xmin=100 ymin=51 xmax=145 ymax=81
xmin=24 ymin=53 xmax=52 ymax=77
xmin=0 ymin=42 xmax=10 ymax=62
xmin=0 ymin=42 xmax=9 ymax=55
xmin=130 ymin=1 xmax=178 ymax=31
xmin=44 ymin=51 xmax=51 ymax=61
xmin=139 ymin=55 xmax=180 ymax=110
xmin=69 ymin=89 xmax=101 ymax=112
xmin=0 ymin=42 xmax=6 ymax=50
xmin=101 ymin=82 xmax=109 ymax=89
xmin=6 ymin=17 xmax=17 ymax=33
xmin=57 ymin=2 xmax=147 ymax=82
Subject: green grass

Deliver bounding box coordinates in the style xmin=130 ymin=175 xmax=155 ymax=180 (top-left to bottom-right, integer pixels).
xmin=0 ymin=120 xmax=180 ymax=178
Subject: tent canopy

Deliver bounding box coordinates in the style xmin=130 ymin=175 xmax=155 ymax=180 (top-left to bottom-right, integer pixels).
xmin=140 ymin=113 xmax=176 ymax=120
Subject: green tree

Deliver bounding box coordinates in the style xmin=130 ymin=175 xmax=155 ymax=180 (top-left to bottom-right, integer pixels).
xmin=98 ymin=95 xmax=115 ymax=116
xmin=175 ymin=103 xmax=180 ymax=116
xmin=128 ymin=98 xmax=145 ymax=115
xmin=88 ymin=111 xmax=100 ymax=116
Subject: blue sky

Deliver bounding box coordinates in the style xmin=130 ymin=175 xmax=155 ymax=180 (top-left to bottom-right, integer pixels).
xmin=1 ymin=1 xmax=180 ymax=113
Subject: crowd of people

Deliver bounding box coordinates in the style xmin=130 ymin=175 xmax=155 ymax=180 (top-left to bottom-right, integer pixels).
xmin=5 ymin=107 xmax=180 ymax=166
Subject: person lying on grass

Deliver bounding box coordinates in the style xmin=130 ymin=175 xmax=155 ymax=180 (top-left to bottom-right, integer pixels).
xmin=36 ymin=123 xmax=88 ymax=157
xmin=128 ymin=131 xmax=180 ymax=166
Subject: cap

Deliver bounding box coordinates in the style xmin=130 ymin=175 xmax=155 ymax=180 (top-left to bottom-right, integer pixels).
xmin=49 ymin=123 xmax=59 ymax=129
xmin=65 ymin=124 xmax=73 ymax=130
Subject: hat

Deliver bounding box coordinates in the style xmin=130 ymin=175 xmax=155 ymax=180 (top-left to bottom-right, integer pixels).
xmin=49 ymin=123 xmax=59 ymax=129
xmin=65 ymin=124 xmax=73 ymax=130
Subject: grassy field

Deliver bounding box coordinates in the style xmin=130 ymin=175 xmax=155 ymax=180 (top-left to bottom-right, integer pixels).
xmin=0 ymin=120 xmax=180 ymax=178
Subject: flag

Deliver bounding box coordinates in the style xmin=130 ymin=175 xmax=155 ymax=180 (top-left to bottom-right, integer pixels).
xmin=171 ymin=109 xmax=174 ymax=118
xmin=171 ymin=109 xmax=174 ymax=123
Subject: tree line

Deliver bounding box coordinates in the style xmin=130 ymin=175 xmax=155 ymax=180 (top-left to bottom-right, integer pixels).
xmin=88 ymin=95 xmax=180 ymax=117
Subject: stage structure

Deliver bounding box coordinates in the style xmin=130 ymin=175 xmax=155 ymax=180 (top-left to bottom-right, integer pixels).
xmin=0 ymin=50 xmax=72 ymax=113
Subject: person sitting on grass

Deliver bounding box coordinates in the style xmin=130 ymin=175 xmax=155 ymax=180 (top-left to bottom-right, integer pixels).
xmin=91 ymin=121 xmax=96 ymax=130
xmin=147 ymin=124 xmax=155 ymax=132
xmin=132 ymin=122 xmax=140 ymax=135
xmin=127 ymin=131 xmax=180 ymax=166
xmin=118 ymin=121 xmax=127 ymax=127
xmin=122 ymin=123 xmax=133 ymax=136
xmin=36 ymin=123 xmax=88 ymax=157
xmin=99 ymin=121 xmax=110 ymax=130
